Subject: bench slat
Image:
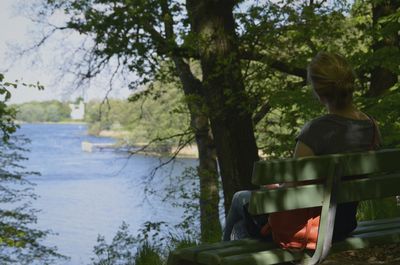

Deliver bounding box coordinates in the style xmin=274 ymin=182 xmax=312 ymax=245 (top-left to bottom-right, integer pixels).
xmin=352 ymin=221 xmax=400 ymax=235
xmin=252 ymin=149 xmax=400 ymax=185
xmin=220 ymin=248 xmax=307 ymax=265
xmin=252 ymin=155 xmax=334 ymax=185
xmin=331 ymin=228 xmax=400 ymax=253
xmin=177 ymin=239 xmax=254 ymax=261
xmin=197 ymin=241 xmax=276 ymax=265
xmin=357 ymin=217 xmax=400 ymax=227
xmin=249 ymin=173 xmax=400 ymax=215
xmin=337 ymin=173 xmax=400 ymax=202
xmin=249 ymin=184 xmax=324 ymax=214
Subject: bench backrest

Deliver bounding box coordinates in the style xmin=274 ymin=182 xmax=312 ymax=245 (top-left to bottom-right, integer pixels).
xmin=249 ymin=149 xmax=400 ymax=214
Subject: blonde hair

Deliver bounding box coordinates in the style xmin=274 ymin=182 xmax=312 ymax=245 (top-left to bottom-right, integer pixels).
xmin=307 ymin=52 xmax=355 ymax=109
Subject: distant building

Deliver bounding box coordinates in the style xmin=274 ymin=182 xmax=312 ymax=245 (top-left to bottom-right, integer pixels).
xmin=69 ymin=101 xmax=85 ymax=120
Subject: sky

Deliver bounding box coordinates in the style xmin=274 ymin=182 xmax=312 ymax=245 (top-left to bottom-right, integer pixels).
xmin=0 ymin=0 xmax=133 ymax=104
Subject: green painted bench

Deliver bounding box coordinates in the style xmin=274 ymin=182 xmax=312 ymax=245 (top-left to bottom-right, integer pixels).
xmin=167 ymin=148 xmax=400 ymax=265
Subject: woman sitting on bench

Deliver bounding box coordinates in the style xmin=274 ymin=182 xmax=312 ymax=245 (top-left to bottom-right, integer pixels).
xmin=223 ymin=52 xmax=381 ymax=243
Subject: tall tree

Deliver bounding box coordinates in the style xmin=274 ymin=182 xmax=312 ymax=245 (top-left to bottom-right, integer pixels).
xmin=45 ymin=0 xmax=224 ymax=242
xmin=186 ymin=0 xmax=259 ymax=214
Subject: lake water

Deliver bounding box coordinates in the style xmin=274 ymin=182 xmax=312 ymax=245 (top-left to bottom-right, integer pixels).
xmin=17 ymin=124 xmax=198 ymax=265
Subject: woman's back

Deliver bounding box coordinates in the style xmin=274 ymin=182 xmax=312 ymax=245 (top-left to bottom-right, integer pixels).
xmin=297 ymin=113 xmax=379 ymax=239
xmin=298 ymin=114 xmax=378 ymax=156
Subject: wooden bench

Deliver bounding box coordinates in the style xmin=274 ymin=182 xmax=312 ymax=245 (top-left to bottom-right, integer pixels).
xmin=167 ymin=148 xmax=400 ymax=265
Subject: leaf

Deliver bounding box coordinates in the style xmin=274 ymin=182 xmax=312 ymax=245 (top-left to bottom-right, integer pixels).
xmin=5 ymin=91 xmax=11 ymax=101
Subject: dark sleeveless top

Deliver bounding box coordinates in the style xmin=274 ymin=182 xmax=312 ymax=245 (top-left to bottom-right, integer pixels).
xmin=296 ymin=114 xmax=380 ymax=240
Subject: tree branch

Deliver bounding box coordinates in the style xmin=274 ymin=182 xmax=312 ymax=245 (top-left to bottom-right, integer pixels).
xmin=120 ymin=129 xmax=195 ymax=184
xmin=239 ymin=50 xmax=307 ymax=79
xmin=149 ymin=134 xmax=196 ymax=179
xmin=126 ymin=130 xmax=193 ymax=157
xmin=253 ymin=101 xmax=271 ymax=126
xmin=172 ymin=57 xmax=202 ymax=95
xmin=160 ymin=0 xmax=174 ymax=40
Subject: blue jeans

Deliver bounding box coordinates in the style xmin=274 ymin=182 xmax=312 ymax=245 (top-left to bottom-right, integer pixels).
xmin=222 ymin=190 xmax=252 ymax=241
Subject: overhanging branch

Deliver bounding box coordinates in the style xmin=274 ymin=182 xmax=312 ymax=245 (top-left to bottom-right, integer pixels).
xmin=239 ymin=50 xmax=307 ymax=79
xmin=253 ymin=101 xmax=271 ymax=126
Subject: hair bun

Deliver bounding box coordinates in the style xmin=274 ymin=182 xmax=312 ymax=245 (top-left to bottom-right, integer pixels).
xmin=308 ymin=52 xmax=355 ymax=109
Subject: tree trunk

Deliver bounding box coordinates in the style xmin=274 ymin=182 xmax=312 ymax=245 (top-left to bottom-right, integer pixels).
xmin=186 ymin=0 xmax=259 ymax=215
xmin=173 ymin=58 xmax=222 ymax=242
xmin=159 ymin=0 xmax=222 ymax=242
xmin=368 ymin=0 xmax=399 ymax=97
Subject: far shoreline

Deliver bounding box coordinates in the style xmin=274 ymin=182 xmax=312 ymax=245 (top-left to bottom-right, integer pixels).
xmin=19 ymin=122 xmax=199 ymax=159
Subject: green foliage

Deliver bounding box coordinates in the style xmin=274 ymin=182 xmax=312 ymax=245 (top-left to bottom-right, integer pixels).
xmin=13 ymin=100 xmax=71 ymax=123
xmin=91 ymin=222 xmax=137 ymax=265
xmin=358 ymin=198 xmax=400 ymax=221
xmin=240 ymin=1 xmax=400 ymax=221
xmin=356 ymin=85 xmax=400 ymax=148
xmin=239 ymin=0 xmax=400 ymax=158
xmin=168 ymin=234 xmax=198 ymax=251
xmin=45 ymin=0 xmax=185 ymax=87
xmin=0 ymin=74 xmax=66 ymax=264
xmin=43 ymin=0 xmax=400 ymax=158
xmin=0 ymin=137 xmax=66 ymax=265
xmin=90 ymin=221 xmax=197 ymax=265
xmin=254 ymin=79 xmax=324 ymax=158
xmin=0 ymin=74 xmax=18 ymax=142
xmin=238 ymin=1 xmax=355 ymax=157
xmin=85 ymin=82 xmax=191 ymax=151
xmin=163 ymin=167 xmax=201 ymax=239
xmin=134 ymin=241 xmax=163 ymax=265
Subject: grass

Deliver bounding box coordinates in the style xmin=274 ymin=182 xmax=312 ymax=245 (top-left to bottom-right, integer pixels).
xmin=134 ymin=242 xmax=164 ymax=265
xmin=357 ymin=197 xmax=400 ymax=221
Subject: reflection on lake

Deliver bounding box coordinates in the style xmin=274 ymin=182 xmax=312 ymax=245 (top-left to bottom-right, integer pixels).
xmin=18 ymin=124 xmax=197 ymax=265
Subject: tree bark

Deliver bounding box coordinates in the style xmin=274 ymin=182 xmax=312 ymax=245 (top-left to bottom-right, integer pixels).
xmin=186 ymin=0 xmax=259 ymax=215
xmin=368 ymin=0 xmax=399 ymax=97
xmin=158 ymin=1 xmax=222 ymax=242
xmin=173 ymin=57 xmax=222 ymax=242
